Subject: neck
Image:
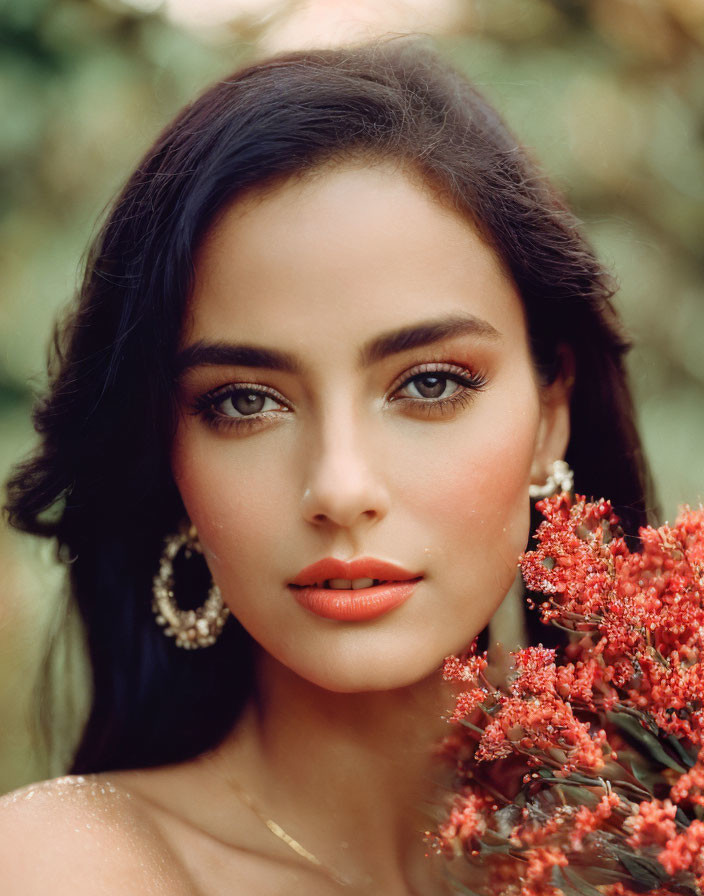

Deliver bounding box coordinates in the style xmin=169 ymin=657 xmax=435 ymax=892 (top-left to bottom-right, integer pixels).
xmin=203 ymin=649 xmax=456 ymax=893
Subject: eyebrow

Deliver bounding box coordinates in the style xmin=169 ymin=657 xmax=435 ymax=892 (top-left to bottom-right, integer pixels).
xmin=174 ymin=313 xmax=501 ymax=378
xmin=174 ymin=342 xmax=303 ymax=377
xmin=359 ymin=313 xmax=501 ymax=366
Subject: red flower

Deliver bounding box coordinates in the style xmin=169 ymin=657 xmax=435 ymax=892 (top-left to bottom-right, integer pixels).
xmin=434 ymin=498 xmax=704 ymax=896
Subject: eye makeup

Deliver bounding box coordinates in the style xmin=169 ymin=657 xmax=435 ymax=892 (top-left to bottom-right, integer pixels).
xmin=387 ymin=361 xmax=488 ymax=418
xmin=190 ymin=382 xmax=292 ymax=433
xmin=187 ymin=357 xmax=489 ymax=434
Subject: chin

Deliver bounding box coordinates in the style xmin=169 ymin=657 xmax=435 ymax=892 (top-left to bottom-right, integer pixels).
xmin=256 ymin=611 xmax=492 ymax=696
xmin=306 ymin=672 xmax=439 ymax=695
xmin=282 ymin=644 xmax=454 ymax=695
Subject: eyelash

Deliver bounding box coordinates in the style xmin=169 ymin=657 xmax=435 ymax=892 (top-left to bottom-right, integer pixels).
xmin=190 ymin=362 xmax=488 ymax=433
xmin=191 ymin=382 xmax=291 ymax=434
xmin=387 ymin=362 xmax=488 ymax=418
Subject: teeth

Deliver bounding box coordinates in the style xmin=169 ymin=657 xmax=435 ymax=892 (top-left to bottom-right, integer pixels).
xmin=328 ymin=578 xmax=352 ymax=589
xmin=324 ymin=577 xmax=378 ymax=590
xmin=352 ymin=577 xmax=375 ymax=590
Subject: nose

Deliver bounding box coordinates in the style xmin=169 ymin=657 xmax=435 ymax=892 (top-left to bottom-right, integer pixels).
xmin=301 ymin=420 xmax=391 ymax=530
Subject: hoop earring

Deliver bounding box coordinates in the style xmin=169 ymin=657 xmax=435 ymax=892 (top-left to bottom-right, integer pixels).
xmin=152 ymin=525 xmax=230 ymax=649
xmin=528 ymin=459 xmax=574 ymax=500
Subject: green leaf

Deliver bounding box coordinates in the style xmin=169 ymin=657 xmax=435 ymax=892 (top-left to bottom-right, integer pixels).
xmin=576 ymin=865 xmax=631 ymax=885
xmin=666 ymin=734 xmax=697 ymax=769
xmin=628 ymin=758 xmax=657 ymax=795
xmin=607 ymin=711 xmax=687 ymax=773
xmin=458 ymin=719 xmax=485 ymax=736
xmin=608 ymin=848 xmax=668 ymax=889
xmin=475 ymin=832 xmax=513 ymax=855
xmin=558 ymin=866 xmax=608 ymax=896
xmin=549 ymin=868 xmax=582 ymax=896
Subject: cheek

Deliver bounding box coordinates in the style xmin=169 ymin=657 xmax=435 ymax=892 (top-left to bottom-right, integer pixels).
xmin=170 ymin=428 xmax=289 ymax=582
xmin=401 ymin=385 xmax=540 ymax=582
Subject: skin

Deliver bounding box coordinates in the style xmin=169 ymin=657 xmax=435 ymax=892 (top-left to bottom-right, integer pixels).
xmin=0 ymin=159 xmax=571 ymax=895
xmin=172 ymin=159 xmax=570 ymax=694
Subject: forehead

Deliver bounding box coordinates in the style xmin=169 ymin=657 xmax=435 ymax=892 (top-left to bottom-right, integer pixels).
xmin=183 ymin=161 xmax=526 ymax=351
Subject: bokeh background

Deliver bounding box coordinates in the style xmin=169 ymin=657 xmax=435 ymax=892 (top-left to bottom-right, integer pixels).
xmin=1 ymin=0 xmax=703 ymax=793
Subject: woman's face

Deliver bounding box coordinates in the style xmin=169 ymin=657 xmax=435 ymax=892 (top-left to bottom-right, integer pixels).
xmin=172 ymin=161 xmax=569 ymax=692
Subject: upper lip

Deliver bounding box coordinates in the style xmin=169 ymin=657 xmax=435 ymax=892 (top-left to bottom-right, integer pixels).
xmin=290 ymin=557 xmax=421 ymax=587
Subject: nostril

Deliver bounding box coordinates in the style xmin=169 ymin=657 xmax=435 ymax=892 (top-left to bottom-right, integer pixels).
xmin=307 ymin=508 xmax=380 ymax=528
xmin=300 ymin=471 xmax=390 ymax=528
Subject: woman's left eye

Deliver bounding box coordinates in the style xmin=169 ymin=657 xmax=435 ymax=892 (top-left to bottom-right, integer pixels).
xmin=397 ymin=373 xmax=464 ymax=401
xmin=390 ymin=364 xmax=487 ymax=409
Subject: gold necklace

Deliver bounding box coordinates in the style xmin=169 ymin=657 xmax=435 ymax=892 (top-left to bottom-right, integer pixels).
xmin=226 ymin=776 xmax=360 ymax=889
xmin=224 ymin=774 xmax=452 ymax=896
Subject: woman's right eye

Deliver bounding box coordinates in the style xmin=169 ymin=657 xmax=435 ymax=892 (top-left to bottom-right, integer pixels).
xmin=192 ymin=384 xmax=291 ymax=431
xmin=215 ymin=389 xmax=284 ymax=417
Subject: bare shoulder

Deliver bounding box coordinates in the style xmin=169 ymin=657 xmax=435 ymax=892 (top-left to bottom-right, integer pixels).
xmin=0 ymin=774 xmax=195 ymax=895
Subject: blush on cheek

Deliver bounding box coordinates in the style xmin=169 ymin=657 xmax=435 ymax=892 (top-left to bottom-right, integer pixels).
xmin=411 ymin=390 xmax=539 ymax=591
xmin=477 ymin=443 xmax=539 ymax=595
xmin=432 ymin=464 xmax=530 ymax=568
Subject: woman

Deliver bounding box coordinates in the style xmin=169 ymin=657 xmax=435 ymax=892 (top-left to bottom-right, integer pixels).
xmin=0 ymin=40 xmax=654 ymax=894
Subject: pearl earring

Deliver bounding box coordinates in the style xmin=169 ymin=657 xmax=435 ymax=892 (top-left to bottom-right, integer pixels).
xmin=528 ymin=459 xmax=574 ymax=500
xmin=152 ymin=525 xmax=230 ymax=649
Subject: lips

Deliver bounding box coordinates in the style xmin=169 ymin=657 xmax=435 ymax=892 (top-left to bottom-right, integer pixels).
xmin=289 ymin=557 xmax=422 ymax=621
xmin=290 ymin=557 xmax=420 ymax=588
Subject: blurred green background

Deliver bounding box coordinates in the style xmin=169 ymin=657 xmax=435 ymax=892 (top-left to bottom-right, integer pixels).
xmin=1 ymin=0 xmax=703 ymax=793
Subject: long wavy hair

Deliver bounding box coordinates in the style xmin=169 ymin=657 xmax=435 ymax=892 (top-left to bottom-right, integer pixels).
xmin=4 ymin=39 xmax=656 ymax=775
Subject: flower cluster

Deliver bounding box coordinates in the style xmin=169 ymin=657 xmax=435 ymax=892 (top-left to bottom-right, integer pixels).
xmin=431 ymin=496 xmax=704 ymax=896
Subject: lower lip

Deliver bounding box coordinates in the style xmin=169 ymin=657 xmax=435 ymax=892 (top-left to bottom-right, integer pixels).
xmin=290 ymin=579 xmax=422 ymax=621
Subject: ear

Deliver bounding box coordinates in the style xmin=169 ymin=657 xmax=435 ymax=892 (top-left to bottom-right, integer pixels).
xmin=530 ymin=347 xmax=574 ymax=487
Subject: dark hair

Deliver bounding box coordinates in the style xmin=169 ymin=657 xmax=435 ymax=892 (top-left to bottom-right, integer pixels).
xmin=4 ymin=39 xmax=656 ymax=775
